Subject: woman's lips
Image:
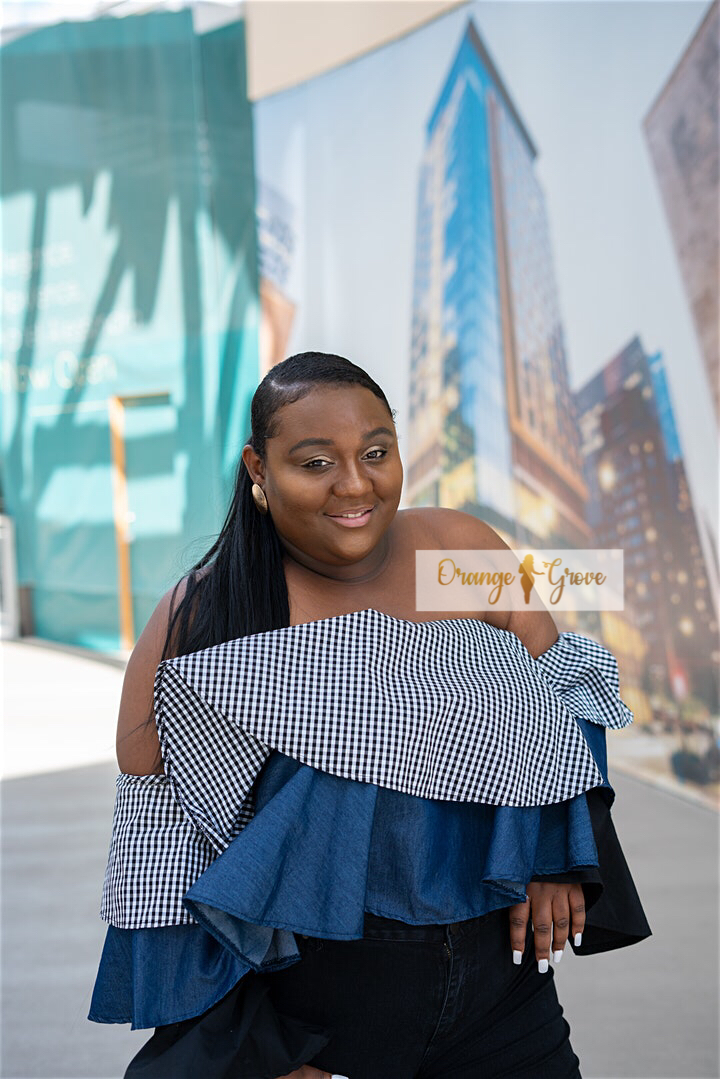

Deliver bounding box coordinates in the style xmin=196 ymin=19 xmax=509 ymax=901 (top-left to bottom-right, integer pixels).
xmin=326 ymin=507 xmax=375 ymax=528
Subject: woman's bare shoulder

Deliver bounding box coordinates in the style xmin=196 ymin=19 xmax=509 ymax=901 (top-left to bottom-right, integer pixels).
xmin=398 ymin=506 xmax=511 ymax=550
xmin=399 ymin=509 xmax=557 ymax=653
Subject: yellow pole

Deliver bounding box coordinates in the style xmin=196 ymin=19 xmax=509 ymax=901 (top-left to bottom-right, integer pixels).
xmin=108 ymin=396 xmax=135 ymax=650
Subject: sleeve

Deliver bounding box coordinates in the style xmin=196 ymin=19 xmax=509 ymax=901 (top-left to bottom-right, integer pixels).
xmin=529 ymin=632 xmax=652 ymax=953
xmin=101 ymin=773 xmax=217 ymax=929
xmin=534 ymin=631 xmax=633 ymax=730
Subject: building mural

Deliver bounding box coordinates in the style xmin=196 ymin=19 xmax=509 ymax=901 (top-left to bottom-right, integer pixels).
xmin=644 ymin=0 xmax=719 ymax=422
xmin=0 ymin=10 xmax=260 ymax=649
xmin=406 ymin=23 xmax=587 ymax=551
xmin=576 ymin=337 xmax=718 ymax=710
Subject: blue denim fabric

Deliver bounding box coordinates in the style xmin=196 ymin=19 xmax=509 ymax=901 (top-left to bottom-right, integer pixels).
xmin=90 ymin=729 xmax=610 ymax=1029
xmin=365 ymin=791 xmax=600 ymax=925
xmin=88 ymin=924 xmax=251 ymax=1030
xmin=185 ymin=761 xmax=380 ymax=944
xmin=186 ymin=750 xmax=603 ymax=942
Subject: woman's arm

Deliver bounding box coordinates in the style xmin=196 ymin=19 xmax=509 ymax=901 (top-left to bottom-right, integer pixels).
xmin=116 ymin=583 xmax=187 ymax=775
xmin=504 ymin=606 xmax=558 ymax=658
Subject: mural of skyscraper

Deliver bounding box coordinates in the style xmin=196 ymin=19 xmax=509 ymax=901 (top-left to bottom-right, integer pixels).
xmin=643 ymin=0 xmax=719 ymax=420
xmin=407 ymin=21 xmax=588 ymax=548
xmin=575 ymin=336 xmax=718 ymax=709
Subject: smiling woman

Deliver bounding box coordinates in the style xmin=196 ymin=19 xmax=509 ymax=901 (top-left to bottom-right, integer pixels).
xmin=241 ymin=383 xmax=403 ymax=579
xmin=91 ymin=352 xmax=650 ymax=1079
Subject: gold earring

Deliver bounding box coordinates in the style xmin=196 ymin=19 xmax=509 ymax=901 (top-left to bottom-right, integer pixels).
xmin=251 ymin=483 xmax=268 ymax=515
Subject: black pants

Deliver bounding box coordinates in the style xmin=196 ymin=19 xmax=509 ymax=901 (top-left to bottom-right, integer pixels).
xmin=256 ymin=908 xmax=582 ymax=1079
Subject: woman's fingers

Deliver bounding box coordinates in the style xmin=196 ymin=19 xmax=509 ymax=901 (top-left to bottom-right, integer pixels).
xmin=569 ymin=881 xmax=586 ymax=948
xmin=548 ymin=889 xmax=570 ymax=962
xmin=528 ymin=890 xmax=554 ymax=971
xmin=508 ymin=896 xmax=531 ymax=965
xmin=518 ymin=882 xmax=587 ymax=972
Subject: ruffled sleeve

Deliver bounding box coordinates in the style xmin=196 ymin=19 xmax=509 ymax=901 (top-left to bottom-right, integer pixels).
xmin=531 ymin=630 xmax=636 ymax=801
xmin=529 ymin=633 xmax=651 ymax=952
xmin=534 ymin=631 xmax=633 ymax=730
xmin=573 ymin=787 xmax=652 ymax=954
xmin=101 ymin=773 xmax=216 ymax=928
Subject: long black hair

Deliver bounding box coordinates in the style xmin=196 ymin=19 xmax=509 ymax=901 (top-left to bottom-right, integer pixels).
xmin=163 ymin=351 xmax=395 ymax=659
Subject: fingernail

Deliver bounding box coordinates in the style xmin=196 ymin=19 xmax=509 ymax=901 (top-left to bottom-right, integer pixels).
xmin=513 ymin=949 xmax=522 ymax=965
xmin=553 ymin=950 xmax=564 ymax=964
xmin=538 ymin=958 xmax=549 ymax=973
xmin=574 ymin=933 xmax=582 ymax=947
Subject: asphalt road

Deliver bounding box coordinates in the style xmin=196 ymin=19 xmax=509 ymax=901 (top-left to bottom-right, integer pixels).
xmin=1 ymin=640 xmax=718 ymax=1079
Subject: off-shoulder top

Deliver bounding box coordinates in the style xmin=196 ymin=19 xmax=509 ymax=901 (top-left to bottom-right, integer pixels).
xmin=89 ymin=612 xmax=650 ymax=1037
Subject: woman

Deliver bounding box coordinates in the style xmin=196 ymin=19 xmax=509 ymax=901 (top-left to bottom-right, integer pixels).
xmin=90 ymin=352 xmax=650 ymax=1079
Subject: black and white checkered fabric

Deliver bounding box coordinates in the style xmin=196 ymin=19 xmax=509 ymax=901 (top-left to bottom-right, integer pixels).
xmin=101 ymin=773 xmax=215 ymax=927
xmin=534 ymin=630 xmax=633 ymax=729
xmin=101 ymin=612 xmax=632 ymax=929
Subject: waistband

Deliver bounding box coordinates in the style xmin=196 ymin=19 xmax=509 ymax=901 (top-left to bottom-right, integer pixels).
xmin=361 ymin=909 xmax=499 ymax=945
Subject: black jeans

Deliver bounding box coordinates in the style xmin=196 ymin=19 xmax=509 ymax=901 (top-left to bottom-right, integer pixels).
xmin=257 ymin=908 xmax=582 ymax=1079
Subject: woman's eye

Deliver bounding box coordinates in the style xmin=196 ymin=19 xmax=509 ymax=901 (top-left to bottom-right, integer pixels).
xmin=301 ymin=448 xmax=388 ymax=468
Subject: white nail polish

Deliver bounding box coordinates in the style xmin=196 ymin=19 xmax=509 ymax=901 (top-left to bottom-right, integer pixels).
xmin=553 ymin=950 xmax=564 ymax=963
xmin=513 ymin=949 xmax=523 ymax=965
xmin=574 ymin=932 xmax=582 ymax=947
xmin=331 ymin=1075 xmax=350 ymax=1078
xmin=538 ymin=958 xmax=549 ymax=973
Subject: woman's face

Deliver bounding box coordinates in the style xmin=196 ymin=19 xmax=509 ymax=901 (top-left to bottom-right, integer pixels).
xmin=243 ymin=384 xmax=403 ymax=578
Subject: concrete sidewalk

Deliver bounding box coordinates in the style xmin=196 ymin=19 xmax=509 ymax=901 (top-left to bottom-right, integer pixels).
xmin=1 ymin=638 xmax=718 ymax=1079
xmin=1 ymin=639 xmax=146 ymax=1079
xmin=608 ymin=724 xmax=720 ymax=812
xmin=1 ymin=639 xmax=126 ymax=781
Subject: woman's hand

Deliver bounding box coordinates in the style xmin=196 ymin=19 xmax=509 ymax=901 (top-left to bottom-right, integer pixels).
xmin=508 ymin=881 xmax=585 ymax=972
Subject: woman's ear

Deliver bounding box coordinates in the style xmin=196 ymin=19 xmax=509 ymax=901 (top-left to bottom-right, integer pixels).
xmin=241 ymin=444 xmax=265 ymax=486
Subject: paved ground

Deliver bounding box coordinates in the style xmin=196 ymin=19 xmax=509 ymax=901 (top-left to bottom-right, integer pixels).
xmin=1 ymin=639 xmax=718 ymax=1079
xmin=607 ymin=724 xmax=719 ymax=813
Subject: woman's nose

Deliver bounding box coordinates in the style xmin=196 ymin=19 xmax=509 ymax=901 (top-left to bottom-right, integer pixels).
xmin=332 ymin=461 xmax=373 ymax=496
